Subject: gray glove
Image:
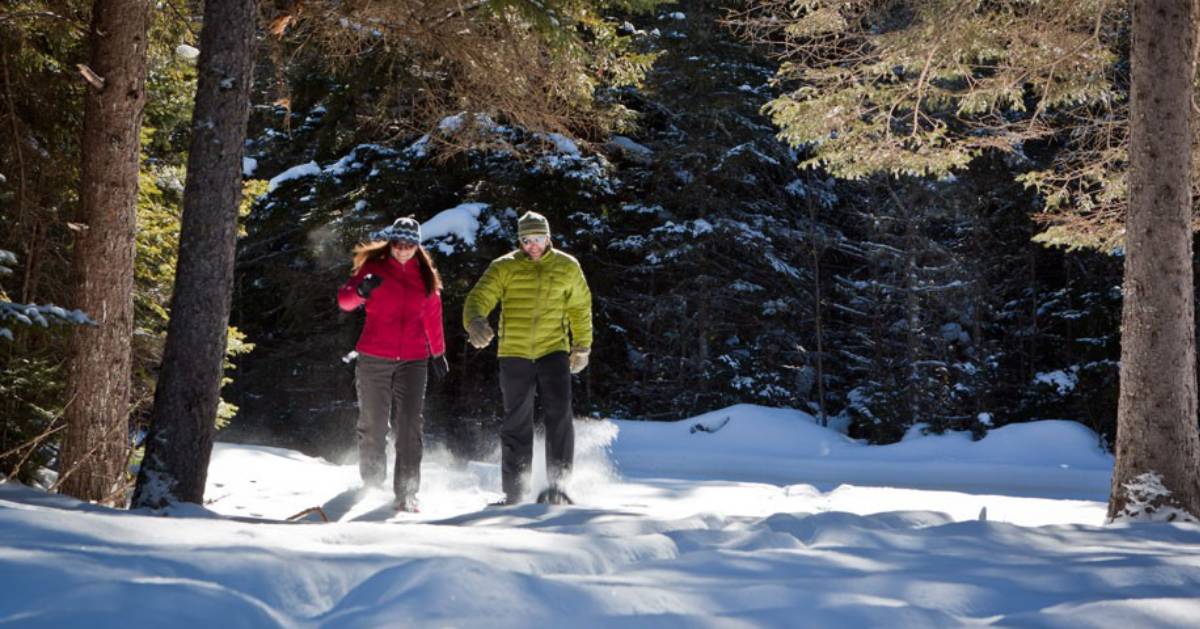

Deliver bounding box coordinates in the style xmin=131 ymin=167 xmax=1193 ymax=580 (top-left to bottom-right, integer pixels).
xmin=466 ymin=317 xmax=495 ymax=349
xmin=569 ymin=346 xmax=590 ymax=374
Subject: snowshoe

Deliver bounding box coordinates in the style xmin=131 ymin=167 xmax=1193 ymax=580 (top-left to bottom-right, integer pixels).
xmin=536 ymin=486 xmax=573 ymax=505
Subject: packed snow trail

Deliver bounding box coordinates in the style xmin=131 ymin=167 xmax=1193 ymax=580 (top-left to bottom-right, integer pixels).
xmin=2 ymin=405 xmax=1198 ymax=627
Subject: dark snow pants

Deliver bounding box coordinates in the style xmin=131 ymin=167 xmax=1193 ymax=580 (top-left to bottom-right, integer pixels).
xmin=498 ymin=351 xmax=574 ymax=502
xmin=355 ymin=354 xmax=427 ymax=501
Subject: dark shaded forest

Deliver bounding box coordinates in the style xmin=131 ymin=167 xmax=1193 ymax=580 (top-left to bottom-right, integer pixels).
xmin=0 ymin=0 xmax=1181 ymax=482
xmin=219 ymin=1 xmax=1127 ymax=463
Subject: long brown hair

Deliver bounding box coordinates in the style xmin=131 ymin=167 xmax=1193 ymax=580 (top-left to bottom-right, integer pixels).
xmin=351 ymin=241 xmax=443 ymax=296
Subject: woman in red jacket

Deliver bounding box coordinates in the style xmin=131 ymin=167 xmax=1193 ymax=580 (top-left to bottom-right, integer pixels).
xmin=338 ymin=216 xmax=448 ymax=512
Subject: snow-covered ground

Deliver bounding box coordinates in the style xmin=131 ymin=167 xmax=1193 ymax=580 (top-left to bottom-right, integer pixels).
xmin=3 ymin=405 xmax=1199 ymax=627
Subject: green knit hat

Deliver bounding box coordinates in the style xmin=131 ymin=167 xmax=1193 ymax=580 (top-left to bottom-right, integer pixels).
xmin=517 ymin=211 xmax=551 ymax=238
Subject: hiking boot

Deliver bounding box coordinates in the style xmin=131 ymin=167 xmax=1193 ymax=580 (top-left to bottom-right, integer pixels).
xmin=393 ymin=496 xmax=420 ymax=513
xmin=487 ymin=495 xmax=521 ymax=508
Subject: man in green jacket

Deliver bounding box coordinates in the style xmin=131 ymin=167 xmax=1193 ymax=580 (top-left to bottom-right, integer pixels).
xmin=464 ymin=211 xmax=592 ymax=505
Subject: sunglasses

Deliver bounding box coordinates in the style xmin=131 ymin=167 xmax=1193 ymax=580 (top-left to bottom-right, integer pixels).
xmin=390 ymin=240 xmax=418 ymax=249
xmin=520 ymin=235 xmax=548 ymax=246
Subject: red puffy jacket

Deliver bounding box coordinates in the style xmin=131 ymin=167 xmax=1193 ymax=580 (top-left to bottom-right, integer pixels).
xmin=338 ymin=256 xmax=445 ymax=361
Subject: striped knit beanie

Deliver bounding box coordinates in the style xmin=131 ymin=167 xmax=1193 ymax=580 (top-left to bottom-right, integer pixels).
xmin=517 ymin=211 xmax=551 ymax=238
xmin=389 ymin=216 xmax=421 ymax=245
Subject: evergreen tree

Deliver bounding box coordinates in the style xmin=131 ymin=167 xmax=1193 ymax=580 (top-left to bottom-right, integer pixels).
xmin=1107 ymin=0 xmax=1200 ymax=522
xmin=133 ymin=0 xmax=257 ymax=508
xmin=0 ymin=2 xmax=204 ymax=484
xmin=0 ymin=249 xmax=91 ymax=482
xmin=58 ymin=0 xmax=150 ymax=505
xmin=829 ymin=176 xmax=1000 ymax=441
xmin=261 ymin=0 xmax=666 ymax=146
xmin=728 ymin=0 xmax=1154 ymax=250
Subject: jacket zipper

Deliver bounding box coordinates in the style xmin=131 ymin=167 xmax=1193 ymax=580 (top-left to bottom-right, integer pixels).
xmin=530 ymin=257 xmax=543 ymax=358
xmin=395 ymin=259 xmax=417 ymax=360
xmin=397 ymin=260 xmax=408 ymax=359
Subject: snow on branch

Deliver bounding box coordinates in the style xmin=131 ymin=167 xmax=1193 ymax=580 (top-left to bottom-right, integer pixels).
xmin=1 ymin=249 xmax=94 ymax=340
xmin=0 ymin=302 xmax=95 ymax=340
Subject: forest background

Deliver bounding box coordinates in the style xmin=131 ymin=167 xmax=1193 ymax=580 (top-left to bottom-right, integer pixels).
xmin=0 ymin=0 xmax=1193 ymax=514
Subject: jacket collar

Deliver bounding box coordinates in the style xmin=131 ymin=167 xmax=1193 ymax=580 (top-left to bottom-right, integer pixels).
xmin=376 ymin=254 xmax=417 ymax=279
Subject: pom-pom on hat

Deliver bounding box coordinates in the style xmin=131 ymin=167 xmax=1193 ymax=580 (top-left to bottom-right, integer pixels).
xmin=517 ymin=211 xmax=550 ymax=238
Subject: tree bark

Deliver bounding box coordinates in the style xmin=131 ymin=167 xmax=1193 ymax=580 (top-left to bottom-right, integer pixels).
xmin=1108 ymin=0 xmax=1200 ymax=521
xmin=132 ymin=0 xmax=257 ymax=508
xmin=58 ymin=0 xmax=150 ymax=504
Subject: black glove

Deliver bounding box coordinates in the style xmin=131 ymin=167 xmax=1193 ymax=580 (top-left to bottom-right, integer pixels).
xmin=430 ymin=354 xmax=449 ymax=380
xmin=356 ymin=274 xmax=382 ymax=298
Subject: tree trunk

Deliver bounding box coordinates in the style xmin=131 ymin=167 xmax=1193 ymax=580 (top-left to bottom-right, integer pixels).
xmin=1108 ymin=0 xmax=1200 ymax=521
xmin=58 ymin=0 xmax=150 ymax=504
xmin=132 ymin=0 xmax=257 ymax=508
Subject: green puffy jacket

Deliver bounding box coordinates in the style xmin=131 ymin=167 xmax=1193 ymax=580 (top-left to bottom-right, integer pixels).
xmin=463 ymin=247 xmax=593 ymax=359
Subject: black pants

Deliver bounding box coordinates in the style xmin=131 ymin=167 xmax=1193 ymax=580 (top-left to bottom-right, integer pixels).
xmin=498 ymin=352 xmax=573 ymax=501
xmin=355 ymin=354 xmax=427 ymax=501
